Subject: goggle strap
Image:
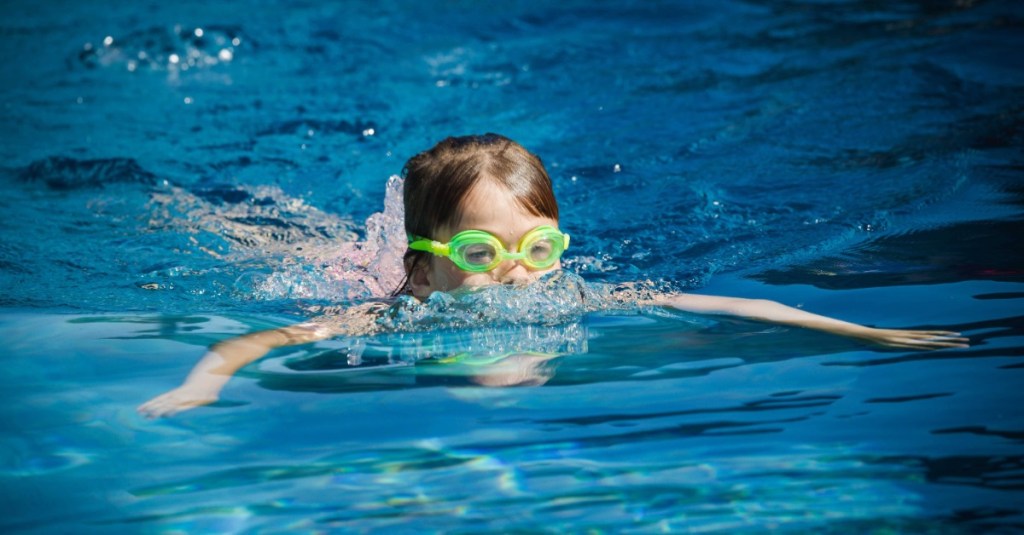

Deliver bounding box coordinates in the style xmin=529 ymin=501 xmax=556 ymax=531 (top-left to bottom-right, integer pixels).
xmin=408 ymin=237 xmax=450 ymax=257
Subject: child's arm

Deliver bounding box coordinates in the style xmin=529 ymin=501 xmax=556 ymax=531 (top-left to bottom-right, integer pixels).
xmin=137 ymin=323 xmax=332 ymax=418
xmin=657 ymin=294 xmax=969 ymax=350
xmin=138 ymin=304 xmax=384 ymax=418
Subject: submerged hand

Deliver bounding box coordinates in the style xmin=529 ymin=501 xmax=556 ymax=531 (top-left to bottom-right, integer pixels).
xmin=854 ymin=328 xmax=969 ymax=350
xmin=137 ymin=382 xmax=222 ymax=418
xmin=470 ymin=353 xmax=557 ymax=387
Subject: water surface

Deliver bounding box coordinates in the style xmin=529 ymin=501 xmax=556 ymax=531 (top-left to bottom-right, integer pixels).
xmin=1 ymin=0 xmax=1022 ymax=532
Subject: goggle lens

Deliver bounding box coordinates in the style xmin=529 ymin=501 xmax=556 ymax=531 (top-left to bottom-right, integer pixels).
xmin=521 ymin=229 xmax=564 ymax=269
xmin=455 ymin=241 xmax=499 ymax=270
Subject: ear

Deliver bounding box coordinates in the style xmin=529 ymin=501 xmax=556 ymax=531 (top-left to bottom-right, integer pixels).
xmin=408 ymin=257 xmax=433 ymax=300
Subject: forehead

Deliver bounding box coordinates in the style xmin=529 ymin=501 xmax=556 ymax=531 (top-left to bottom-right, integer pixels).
xmin=456 ymin=179 xmax=520 ymax=221
xmin=445 ymin=178 xmax=556 ymax=240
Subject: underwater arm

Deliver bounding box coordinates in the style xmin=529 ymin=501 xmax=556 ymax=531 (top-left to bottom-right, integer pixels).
xmin=658 ymin=294 xmax=969 ymax=350
xmin=137 ymin=299 xmax=391 ymax=416
xmin=138 ymin=302 xmax=390 ymax=418
xmin=137 ymin=322 xmax=335 ymax=418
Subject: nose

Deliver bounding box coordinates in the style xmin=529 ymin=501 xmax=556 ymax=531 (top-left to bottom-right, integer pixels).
xmin=496 ymin=260 xmax=531 ymax=285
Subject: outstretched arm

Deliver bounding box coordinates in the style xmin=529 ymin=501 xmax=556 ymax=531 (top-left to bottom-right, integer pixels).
xmin=657 ymin=294 xmax=969 ymax=350
xmin=137 ymin=322 xmax=334 ymax=418
xmin=138 ymin=303 xmax=385 ymax=418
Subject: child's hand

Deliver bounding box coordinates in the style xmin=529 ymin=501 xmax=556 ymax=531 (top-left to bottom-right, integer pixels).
xmin=137 ymin=382 xmax=221 ymax=418
xmin=469 ymin=353 xmax=557 ymax=387
xmin=854 ymin=328 xmax=969 ymax=350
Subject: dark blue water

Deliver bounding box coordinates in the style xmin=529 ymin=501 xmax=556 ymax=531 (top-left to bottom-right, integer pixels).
xmin=2 ymin=1 xmax=1023 ymax=532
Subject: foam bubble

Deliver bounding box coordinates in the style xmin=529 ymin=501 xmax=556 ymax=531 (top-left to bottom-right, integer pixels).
xmin=379 ymin=271 xmax=590 ymax=333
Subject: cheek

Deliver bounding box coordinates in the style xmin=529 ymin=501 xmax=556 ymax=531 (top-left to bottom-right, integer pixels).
xmin=532 ymin=260 xmax=561 ymax=278
xmin=447 ymin=269 xmax=493 ymax=289
xmin=435 ymin=260 xmax=501 ymax=289
xmin=430 ymin=258 xmax=480 ymax=289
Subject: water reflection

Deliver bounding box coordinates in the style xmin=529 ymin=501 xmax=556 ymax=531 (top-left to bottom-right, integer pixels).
xmin=115 ymin=443 xmax=1004 ymax=532
xmin=756 ymin=220 xmax=1024 ymax=290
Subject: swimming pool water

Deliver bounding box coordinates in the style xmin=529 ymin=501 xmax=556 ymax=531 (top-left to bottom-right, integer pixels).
xmin=2 ymin=0 xmax=1023 ymax=532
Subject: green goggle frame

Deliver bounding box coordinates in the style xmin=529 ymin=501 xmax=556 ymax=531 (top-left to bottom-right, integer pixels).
xmin=408 ymin=225 xmax=570 ymax=273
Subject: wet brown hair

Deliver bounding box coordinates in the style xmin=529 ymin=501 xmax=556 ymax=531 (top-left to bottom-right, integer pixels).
xmin=396 ymin=133 xmax=559 ymax=295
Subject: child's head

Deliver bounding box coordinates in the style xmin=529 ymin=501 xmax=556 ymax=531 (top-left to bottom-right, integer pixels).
xmin=400 ymin=134 xmax=563 ymax=299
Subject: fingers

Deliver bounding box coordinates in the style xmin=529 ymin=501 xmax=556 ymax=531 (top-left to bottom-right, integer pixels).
xmin=136 ymin=394 xmax=169 ymax=418
xmin=903 ymin=341 xmax=969 ymax=350
xmin=886 ymin=331 xmax=970 ymax=350
xmin=912 ymin=332 xmax=970 ymax=346
xmin=137 ymin=391 xmax=211 ymax=419
xmin=911 ymin=331 xmax=967 ymax=339
xmin=137 ymin=397 xmax=177 ymax=419
xmin=138 ymin=399 xmax=191 ymax=419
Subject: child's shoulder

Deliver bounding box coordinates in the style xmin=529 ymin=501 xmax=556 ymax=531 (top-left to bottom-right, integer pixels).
xmin=298 ymin=300 xmax=394 ymax=338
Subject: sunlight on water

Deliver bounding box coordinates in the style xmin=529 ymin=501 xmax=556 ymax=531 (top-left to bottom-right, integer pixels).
xmin=76 ymin=25 xmax=245 ymax=75
xmin=115 ymin=439 xmax=929 ymax=532
xmin=0 ymin=447 xmax=93 ymax=477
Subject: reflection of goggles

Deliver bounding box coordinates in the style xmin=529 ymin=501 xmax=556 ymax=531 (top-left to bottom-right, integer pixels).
xmin=408 ymin=225 xmax=570 ymax=272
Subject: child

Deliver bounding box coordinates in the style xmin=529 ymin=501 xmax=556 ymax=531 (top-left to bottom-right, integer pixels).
xmin=138 ymin=134 xmax=969 ymax=418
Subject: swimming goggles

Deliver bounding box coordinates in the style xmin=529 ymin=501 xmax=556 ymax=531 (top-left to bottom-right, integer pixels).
xmin=408 ymin=225 xmax=570 ymax=272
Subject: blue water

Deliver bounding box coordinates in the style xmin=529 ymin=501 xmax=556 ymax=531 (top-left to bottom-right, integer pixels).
xmin=2 ymin=0 xmax=1023 ymax=532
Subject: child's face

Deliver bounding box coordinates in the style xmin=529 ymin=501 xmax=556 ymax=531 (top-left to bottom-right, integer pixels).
xmin=412 ymin=178 xmax=562 ymax=299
